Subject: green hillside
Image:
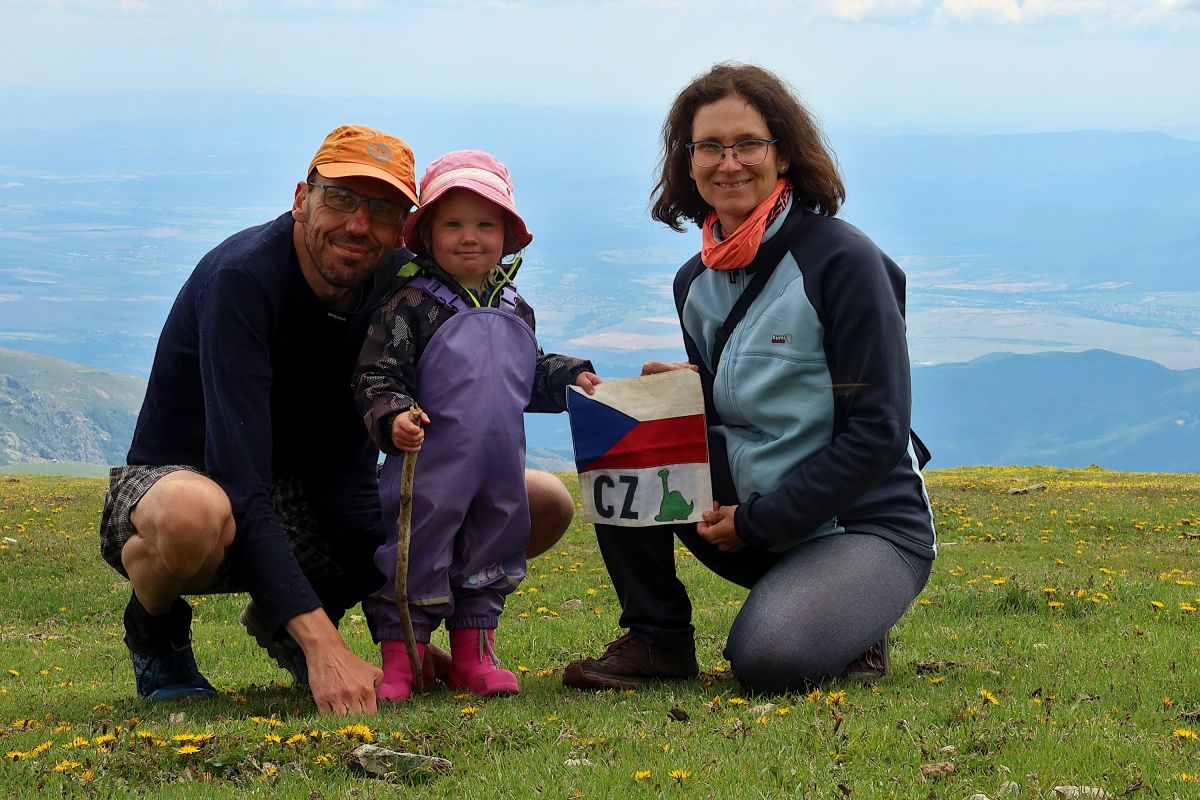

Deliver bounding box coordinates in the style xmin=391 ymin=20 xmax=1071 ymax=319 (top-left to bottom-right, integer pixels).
xmin=0 ymin=348 xmax=145 ymax=468
xmin=1 ymin=467 xmax=1198 ymax=798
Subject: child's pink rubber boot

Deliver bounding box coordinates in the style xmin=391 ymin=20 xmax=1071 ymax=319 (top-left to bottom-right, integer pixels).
xmin=447 ymin=628 xmax=519 ymax=697
xmin=379 ymin=639 xmax=427 ymax=702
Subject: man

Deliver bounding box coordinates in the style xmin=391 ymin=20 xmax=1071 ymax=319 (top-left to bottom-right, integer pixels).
xmin=100 ymin=125 xmax=575 ymax=715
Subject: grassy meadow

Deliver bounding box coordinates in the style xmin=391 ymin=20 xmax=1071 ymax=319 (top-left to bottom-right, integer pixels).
xmin=1 ymin=467 xmax=1198 ymax=798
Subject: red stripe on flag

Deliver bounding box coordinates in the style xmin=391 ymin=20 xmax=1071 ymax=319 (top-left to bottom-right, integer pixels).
xmin=583 ymin=415 xmax=708 ymax=472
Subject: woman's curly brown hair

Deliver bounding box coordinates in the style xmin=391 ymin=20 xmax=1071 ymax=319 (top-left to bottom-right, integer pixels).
xmin=651 ymin=62 xmax=845 ymax=232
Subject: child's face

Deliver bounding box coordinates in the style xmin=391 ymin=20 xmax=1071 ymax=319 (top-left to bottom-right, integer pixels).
xmin=429 ymin=188 xmax=506 ymax=291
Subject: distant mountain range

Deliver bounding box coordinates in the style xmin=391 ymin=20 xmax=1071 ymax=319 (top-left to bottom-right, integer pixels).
xmin=0 ymin=348 xmax=143 ymax=470
xmin=2 ymin=347 xmax=1196 ymax=474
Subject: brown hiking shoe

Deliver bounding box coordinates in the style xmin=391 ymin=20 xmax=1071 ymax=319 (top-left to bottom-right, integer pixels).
xmin=562 ymin=633 xmax=699 ymax=690
xmin=842 ymin=631 xmax=890 ymax=679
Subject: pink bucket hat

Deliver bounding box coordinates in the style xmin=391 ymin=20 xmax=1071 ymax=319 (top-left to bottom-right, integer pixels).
xmin=402 ymin=150 xmax=533 ymax=257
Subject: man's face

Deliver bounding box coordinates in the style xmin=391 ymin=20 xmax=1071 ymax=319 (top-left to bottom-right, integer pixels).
xmin=292 ymin=173 xmax=410 ymax=292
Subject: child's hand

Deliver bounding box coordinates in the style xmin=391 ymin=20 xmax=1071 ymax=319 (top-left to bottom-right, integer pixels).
xmin=574 ymin=371 xmax=602 ymax=396
xmin=390 ymin=408 xmax=430 ymax=452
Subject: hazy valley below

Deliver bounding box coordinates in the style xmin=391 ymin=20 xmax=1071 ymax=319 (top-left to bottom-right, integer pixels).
xmin=1 ymin=92 xmax=1197 ymax=473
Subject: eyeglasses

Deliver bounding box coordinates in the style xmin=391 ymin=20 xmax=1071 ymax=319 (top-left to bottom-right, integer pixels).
xmin=684 ymin=138 xmax=777 ymax=168
xmin=307 ymin=182 xmax=408 ymax=226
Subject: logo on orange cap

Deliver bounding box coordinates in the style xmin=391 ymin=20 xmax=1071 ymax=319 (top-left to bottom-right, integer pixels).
xmin=308 ymin=126 xmax=418 ymax=207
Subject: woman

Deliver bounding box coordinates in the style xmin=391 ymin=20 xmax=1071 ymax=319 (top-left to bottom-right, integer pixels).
xmin=562 ymin=63 xmax=936 ymax=694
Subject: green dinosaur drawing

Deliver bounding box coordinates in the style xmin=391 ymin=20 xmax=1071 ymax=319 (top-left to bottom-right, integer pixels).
xmin=655 ymin=468 xmax=695 ymax=522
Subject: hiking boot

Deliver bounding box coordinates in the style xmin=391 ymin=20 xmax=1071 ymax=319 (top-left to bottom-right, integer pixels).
xmin=130 ymin=643 xmax=217 ymax=701
xmin=842 ymin=632 xmax=890 ymax=679
xmin=562 ymin=633 xmax=698 ymax=690
xmin=240 ymin=602 xmax=309 ymax=688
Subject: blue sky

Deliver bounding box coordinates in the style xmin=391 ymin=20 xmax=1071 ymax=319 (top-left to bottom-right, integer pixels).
xmin=4 ymin=0 xmax=1200 ymax=135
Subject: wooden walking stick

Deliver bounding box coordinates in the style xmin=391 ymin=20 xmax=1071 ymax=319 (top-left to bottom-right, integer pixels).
xmin=395 ymin=405 xmax=425 ymax=694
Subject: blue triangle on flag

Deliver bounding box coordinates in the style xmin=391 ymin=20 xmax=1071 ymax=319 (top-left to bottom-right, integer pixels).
xmin=567 ymin=390 xmax=640 ymax=471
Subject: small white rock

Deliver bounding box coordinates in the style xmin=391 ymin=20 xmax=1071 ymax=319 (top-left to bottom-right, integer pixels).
xmin=997 ymin=780 xmax=1020 ymax=796
xmin=1 ymin=537 xmax=16 ymax=546
xmin=1053 ymin=786 xmax=1111 ymax=799
xmin=563 ymin=758 xmax=593 ymax=767
xmin=559 ymin=599 xmax=584 ymax=612
xmin=967 ymin=794 xmax=991 ymax=800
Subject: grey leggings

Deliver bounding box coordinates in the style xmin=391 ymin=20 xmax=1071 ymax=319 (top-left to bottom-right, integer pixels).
xmin=723 ymin=534 xmax=929 ymax=693
xmin=597 ymin=523 xmax=932 ymax=694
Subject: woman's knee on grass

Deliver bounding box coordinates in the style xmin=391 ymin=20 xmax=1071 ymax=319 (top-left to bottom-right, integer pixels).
xmin=127 ymin=473 xmax=234 ymax=579
xmin=725 ymin=623 xmax=844 ymax=694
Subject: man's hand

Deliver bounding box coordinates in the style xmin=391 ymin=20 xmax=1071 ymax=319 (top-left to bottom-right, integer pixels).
xmin=697 ymin=503 xmax=745 ymax=552
xmin=641 ymin=360 xmax=699 ymax=376
xmin=390 ymin=408 xmax=430 ymax=452
xmin=286 ymin=608 xmax=382 ymax=716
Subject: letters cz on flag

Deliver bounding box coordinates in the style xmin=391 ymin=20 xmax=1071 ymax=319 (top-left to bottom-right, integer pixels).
xmin=567 ymin=369 xmax=712 ymax=527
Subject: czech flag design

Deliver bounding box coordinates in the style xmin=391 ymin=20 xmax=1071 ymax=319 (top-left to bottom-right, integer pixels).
xmin=567 ymin=369 xmax=711 ymax=527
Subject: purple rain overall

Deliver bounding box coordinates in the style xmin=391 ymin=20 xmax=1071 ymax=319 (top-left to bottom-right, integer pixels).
xmin=369 ymin=276 xmax=537 ymax=642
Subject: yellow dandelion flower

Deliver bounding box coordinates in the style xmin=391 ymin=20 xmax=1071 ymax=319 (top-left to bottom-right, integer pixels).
xmin=537 ymin=667 xmax=555 ymax=678
xmin=991 ymin=578 xmax=1007 ymax=586
xmin=62 ymin=736 xmax=89 ymax=749
xmin=264 ymin=733 xmax=282 ymax=743
xmin=536 ymin=607 xmax=548 ymax=614
xmin=917 ymin=598 xmax=933 ymax=606
xmin=517 ymin=665 xmax=530 ymax=673
xmin=1151 ymin=600 xmax=1165 ymax=609
xmin=262 ymin=763 xmax=278 ymax=777
xmin=728 ymin=696 xmax=747 ymax=705
xmin=176 ymin=745 xmax=200 ymax=755
xmin=52 ymin=760 xmax=81 ymax=773
xmin=755 ymin=715 xmax=770 ymax=725
xmin=93 ymin=733 xmax=116 ymax=746
xmin=335 ymin=724 xmax=375 ymax=743
xmin=776 ymin=707 xmax=791 ymax=716
xmin=1180 ymin=772 xmax=1197 ymax=783
xmin=1042 ymin=587 xmax=1056 ymax=594
xmin=1048 ymin=600 xmax=1064 ymax=608
xmin=634 ymin=769 xmax=651 ymax=780
xmin=979 ymin=689 xmax=999 ymax=705
xmin=669 ymin=768 xmax=692 ymax=783
xmin=1180 ymin=603 xmax=1198 ymax=613
xmin=460 ymin=707 xmax=479 ymax=716
xmin=806 ymin=688 xmax=824 ymax=702
xmin=6 ymin=670 xmax=18 ymax=678
xmin=81 ymin=769 xmax=95 ymax=781
xmin=1164 ymin=697 xmax=1174 ymax=708
xmin=826 ymin=690 xmax=847 ymax=707
xmin=546 ymin=715 xmax=560 ymax=721
xmin=285 ymin=734 xmax=307 ymax=745
xmin=587 ymin=588 xmax=598 ymax=596
xmin=1173 ymin=728 xmax=1199 ymax=740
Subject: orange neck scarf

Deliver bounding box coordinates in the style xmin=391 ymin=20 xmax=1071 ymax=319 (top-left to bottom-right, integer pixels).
xmin=700 ymin=179 xmax=791 ymax=271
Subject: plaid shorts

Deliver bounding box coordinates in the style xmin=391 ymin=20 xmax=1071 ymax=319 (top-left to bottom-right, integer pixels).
xmin=99 ymin=464 xmax=347 ymax=594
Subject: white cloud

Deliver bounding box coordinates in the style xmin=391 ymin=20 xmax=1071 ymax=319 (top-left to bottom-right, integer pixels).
xmin=822 ymin=0 xmax=928 ymax=21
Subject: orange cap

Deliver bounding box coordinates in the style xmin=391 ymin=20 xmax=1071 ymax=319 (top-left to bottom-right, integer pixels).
xmin=307 ymin=125 xmax=418 ymax=207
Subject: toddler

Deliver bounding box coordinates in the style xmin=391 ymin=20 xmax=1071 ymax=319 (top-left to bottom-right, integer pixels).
xmin=354 ymin=150 xmax=599 ymax=700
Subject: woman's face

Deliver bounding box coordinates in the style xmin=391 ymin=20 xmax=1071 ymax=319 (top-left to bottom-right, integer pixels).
xmin=688 ymin=94 xmax=788 ymax=233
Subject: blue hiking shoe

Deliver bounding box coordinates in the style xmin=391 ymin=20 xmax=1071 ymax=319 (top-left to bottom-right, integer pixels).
xmin=130 ymin=643 xmax=217 ymax=701
xmin=240 ymin=602 xmax=309 ymax=688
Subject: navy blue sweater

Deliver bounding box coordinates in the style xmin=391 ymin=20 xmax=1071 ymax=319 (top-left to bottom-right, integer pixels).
xmin=128 ymin=212 xmax=395 ymax=632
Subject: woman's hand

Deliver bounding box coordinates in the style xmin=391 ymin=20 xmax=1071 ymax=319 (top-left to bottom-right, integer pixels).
xmin=640 ymin=361 xmax=699 ymax=376
xmin=574 ymin=371 xmax=602 ymax=395
xmin=390 ymin=408 xmax=430 ymax=452
xmin=697 ymin=503 xmax=745 ymax=552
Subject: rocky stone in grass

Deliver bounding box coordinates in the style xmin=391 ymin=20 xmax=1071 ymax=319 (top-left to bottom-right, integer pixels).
xmin=348 ymin=744 xmax=452 ymax=780
xmin=1052 ymin=787 xmax=1111 ymax=799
